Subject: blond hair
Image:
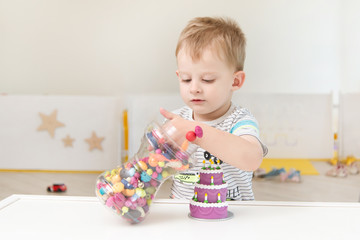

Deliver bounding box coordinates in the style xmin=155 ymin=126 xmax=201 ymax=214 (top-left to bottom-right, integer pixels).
xmin=175 ymin=17 xmax=246 ymax=71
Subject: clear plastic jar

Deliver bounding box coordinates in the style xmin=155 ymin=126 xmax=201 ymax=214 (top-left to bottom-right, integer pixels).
xmin=95 ymin=121 xmax=198 ymax=224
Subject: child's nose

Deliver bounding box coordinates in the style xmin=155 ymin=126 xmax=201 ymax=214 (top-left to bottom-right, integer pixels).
xmin=190 ymin=81 xmax=202 ymax=94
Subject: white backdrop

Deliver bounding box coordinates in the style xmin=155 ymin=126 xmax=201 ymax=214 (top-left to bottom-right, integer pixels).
xmin=232 ymin=93 xmax=333 ymax=159
xmin=0 ymin=95 xmax=122 ymax=170
xmin=339 ymin=93 xmax=360 ymax=158
xmin=1 ymin=0 xmax=359 ymax=97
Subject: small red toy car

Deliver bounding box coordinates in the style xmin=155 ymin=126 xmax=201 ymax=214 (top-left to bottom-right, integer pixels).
xmin=47 ymin=183 xmax=67 ymax=192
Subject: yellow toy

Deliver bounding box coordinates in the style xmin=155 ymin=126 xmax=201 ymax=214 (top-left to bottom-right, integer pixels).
xmin=329 ymin=133 xmax=339 ymax=166
xmin=341 ymin=155 xmax=357 ymax=166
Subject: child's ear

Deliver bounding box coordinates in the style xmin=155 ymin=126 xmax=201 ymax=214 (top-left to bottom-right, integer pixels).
xmin=232 ymin=71 xmax=245 ymax=90
xmin=176 ymin=70 xmax=181 ymax=80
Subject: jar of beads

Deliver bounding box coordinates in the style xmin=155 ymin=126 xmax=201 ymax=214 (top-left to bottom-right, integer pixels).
xmin=95 ymin=121 xmax=202 ymax=224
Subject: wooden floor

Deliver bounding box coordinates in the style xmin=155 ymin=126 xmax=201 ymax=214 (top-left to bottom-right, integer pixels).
xmin=1 ymin=161 xmax=359 ymax=202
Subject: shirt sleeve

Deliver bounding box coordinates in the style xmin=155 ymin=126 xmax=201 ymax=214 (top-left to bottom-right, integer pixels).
xmin=230 ymin=109 xmax=268 ymax=156
xmin=230 ymin=118 xmax=260 ymax=137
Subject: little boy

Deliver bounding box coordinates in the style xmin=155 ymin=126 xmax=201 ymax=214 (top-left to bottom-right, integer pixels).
xmin=160 ymin=17 xmax=268 ymax=200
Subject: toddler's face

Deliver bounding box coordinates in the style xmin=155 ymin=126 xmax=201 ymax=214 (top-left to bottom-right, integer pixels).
xmin=176 ymin=47 xmax=240 ymax=122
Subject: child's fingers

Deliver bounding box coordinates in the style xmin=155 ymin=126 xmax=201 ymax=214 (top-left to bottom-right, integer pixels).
xmin=160 ymin=107 xmax=175 ymax=120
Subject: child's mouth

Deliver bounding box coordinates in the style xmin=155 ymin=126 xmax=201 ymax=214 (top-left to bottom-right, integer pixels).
xmin=191 ymin=99 xmax=204 ymax=103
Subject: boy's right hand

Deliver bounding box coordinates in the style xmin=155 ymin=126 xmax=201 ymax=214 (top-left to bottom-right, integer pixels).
xmin=160 ymin=108 xmax=196 ymax=147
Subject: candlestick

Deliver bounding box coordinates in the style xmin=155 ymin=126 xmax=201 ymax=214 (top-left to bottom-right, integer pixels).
xmin=217 ymin=193 xmax=221 ymax=203
xmin=216 ymin=159 xmax=221 ymax=169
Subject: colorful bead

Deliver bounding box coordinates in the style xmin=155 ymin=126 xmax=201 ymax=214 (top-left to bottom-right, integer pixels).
xmin=128 ymin=168 xmax=136 ymax=176
xmin=130 ymin=176 xmax=138 ymax=185
xmin=133 ymin=172 xmax=140 ymax=179
xmin=161 ymin=170 xmax=169 ymax=178
xmin=195 ymin=126 xmax=203 ymax=138
xmin=136 ymin=188 xmax=146 ymax=198
xmin=138 ymin=161 xmax=148 ymax=171
xmin=136 ymin=197 xmax=147 ymax=207
xmin=145 ymin=186 xmax=156 ymax=194
xmin=111 ymin=174 xmax=121 ymax=184
xmin=121 ymin=179 xmax=134 ymax=189
xmin=155 ymin=166 xmax=163 ymax=173
xmin=138 ymin=182 xmax=144 ymax=188
xmin=111 ymin=169 xmax=119 ymax=176
xmin=146 ymin=168 xmax=153 ymax=176
xmin=150 ymin=179 xmax=159 ymax=187
xmin=181 ymin=140 xmax=189 ymax=150
xmin=112 ymin=182 xmax=124 ymax=193
xmin=123 ymin=188 xmax=136 ymax=197
xmin=121 ymin=206 xmax=129 ymax=215
xmin=125 ymin=199 xmax=137 ymax=210
xmin=106 ymin=196 xmax=115 ymax=207
xmin=99 ymin=187 xmax=107 ymax=195
xmin=140 ymin=172 xmax=151 ymax=182
xmin=186 ymin=131 xmax=196 ymax=142
xmin=148 ymin=155 xmax=158 ymax=167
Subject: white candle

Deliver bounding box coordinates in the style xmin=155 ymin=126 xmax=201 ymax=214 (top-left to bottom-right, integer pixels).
xmin=216 ymin=159 xmax=221 ymax=169
xmin=217 ymin=193 xmax=221 ymax=203
xmin=211 ymin=176 xmax=214 ymax=185
xmin=204 ymin=193 xmax=208 ymax=203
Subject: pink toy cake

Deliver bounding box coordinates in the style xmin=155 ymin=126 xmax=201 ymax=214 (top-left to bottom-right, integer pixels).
xmin=189 ymin=161 xmax=228 ymax=219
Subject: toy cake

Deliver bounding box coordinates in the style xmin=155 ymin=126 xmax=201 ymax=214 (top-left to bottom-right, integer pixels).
xmin=189 ymin=159 xmax=229 ymax=219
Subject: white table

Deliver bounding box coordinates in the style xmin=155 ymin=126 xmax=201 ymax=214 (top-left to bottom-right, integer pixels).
xmin=0 ymin=194 xmax=359 ymax=239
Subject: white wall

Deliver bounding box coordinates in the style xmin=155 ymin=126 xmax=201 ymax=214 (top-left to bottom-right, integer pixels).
xmin=1 ymin=0 xmax=359 ymax=96
xmin=339 ymin=93 xmax=360 ymax=158
xmin=339 ymin=0 xmax=360 ymax=93
xmin=0 ymin=96 xmax=123 ymax=170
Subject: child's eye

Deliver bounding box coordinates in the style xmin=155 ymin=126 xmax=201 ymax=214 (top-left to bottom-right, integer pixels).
xmin=182 ymin=79 xmax=191 ymax=82
xmin=202 ymin=79 xmax=214 ymax=83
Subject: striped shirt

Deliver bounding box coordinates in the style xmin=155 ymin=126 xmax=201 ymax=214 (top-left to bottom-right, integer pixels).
xmin=170 ymin=102 xmax=268 ymax=201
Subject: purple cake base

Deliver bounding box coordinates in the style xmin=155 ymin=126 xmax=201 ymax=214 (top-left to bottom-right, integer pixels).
xmin=189 ymin=203 xmax=228 ymax=219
